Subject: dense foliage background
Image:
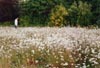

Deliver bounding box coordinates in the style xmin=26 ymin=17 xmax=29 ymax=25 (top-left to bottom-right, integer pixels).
xmin=0 ymin=0 xmax=100 ymax=27
xmin=0 ymin=0 xmax=19 ymax=21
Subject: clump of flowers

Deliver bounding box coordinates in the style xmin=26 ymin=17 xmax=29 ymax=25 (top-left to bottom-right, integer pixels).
xmin=72 ymin=40 xmax=100 ymax=68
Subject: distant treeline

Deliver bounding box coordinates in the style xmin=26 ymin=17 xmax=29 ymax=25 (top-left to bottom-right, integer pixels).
xmin=0 ymin=0 xmax=100 ymax=27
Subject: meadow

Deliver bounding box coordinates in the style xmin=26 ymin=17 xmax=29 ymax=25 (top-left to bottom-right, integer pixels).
xmin=0 ymin=27 xmax=100 ymax=68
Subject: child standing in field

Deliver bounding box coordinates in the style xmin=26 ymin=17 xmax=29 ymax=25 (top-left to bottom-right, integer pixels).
xmin=14 ymin=17 xmax=18 ymax=28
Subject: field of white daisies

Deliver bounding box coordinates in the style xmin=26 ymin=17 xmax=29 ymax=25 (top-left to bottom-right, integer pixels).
xmin=0 ymin=27 xmax=100 ymax=68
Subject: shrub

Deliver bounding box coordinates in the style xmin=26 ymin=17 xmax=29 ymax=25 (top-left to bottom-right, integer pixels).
xmin=0 ymin=21 xmax=13 ymax=26
xmin=96 ymin=20 xmax=100 ymax=27
xmin=68 ymin=1 xmax=92 ymax=27
xmin=77 ymin=1 xmax=92 ymax=27
xmin=48 ymin=4 xmax=68 ymax=27
xmin=19 ymin=16 xmax=30 ymax=27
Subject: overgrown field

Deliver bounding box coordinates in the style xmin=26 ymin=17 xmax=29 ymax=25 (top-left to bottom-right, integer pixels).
xmin=0 ymin=27 xmax=100 ymax=68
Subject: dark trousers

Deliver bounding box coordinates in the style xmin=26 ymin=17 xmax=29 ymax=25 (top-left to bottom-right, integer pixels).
xmin=14 ymin=25 xmax=17 ymax=28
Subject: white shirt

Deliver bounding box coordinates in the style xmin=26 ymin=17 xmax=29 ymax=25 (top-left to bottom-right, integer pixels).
xmin=14 ymin=18 xmax=18 ymax=26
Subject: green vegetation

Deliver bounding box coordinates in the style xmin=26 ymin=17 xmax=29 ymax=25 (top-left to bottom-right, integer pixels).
xmin=0 ymin=0 xmax=100 ymax=27
xmin=49 ymin=4 xmax=68 ymax=27
xmin=68 ymin=1 xmax=92 ymax=27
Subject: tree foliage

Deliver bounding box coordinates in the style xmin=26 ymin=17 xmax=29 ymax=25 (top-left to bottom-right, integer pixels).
xmin=0 ymin=0 xmax=19 ymax=22
xmin=77 ymin=1 xmax=92 ymax=26
xmin=49 ymin=4 xmax=68 ymax=27
xmin=68 ymin=1 xmax=92 ymax=27
xmin=0 ymin=0 xmax=100 ymax=27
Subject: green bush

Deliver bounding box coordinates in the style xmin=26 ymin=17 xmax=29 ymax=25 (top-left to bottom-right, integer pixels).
xmin=68 ymin=1 xmax=79 ymax=26
xmin=48 ymin=4 xmax=69 ymax=27
xmin=77 ymin=1 xmax=92 ymax=27
xmin=0 ymin=21 xmax=13 ymax=26
xmin=31 ymin=15 xmax=49 ymax=27
xmin=68 ymin=1 xmax=92 ymax=27
xmin=19 ymin=16 xmax=30 ymax=27
xmin=96 ymin=20 xmax=100 ymax=27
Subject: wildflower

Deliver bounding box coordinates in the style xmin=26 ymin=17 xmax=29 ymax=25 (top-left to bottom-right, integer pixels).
xmin=31 ymin=50 xmax=35 ymax=54
xmin=97 ymin=53 xmax=100 ymax=59
xmin=61 ymin=62 xmax=68 ymax=66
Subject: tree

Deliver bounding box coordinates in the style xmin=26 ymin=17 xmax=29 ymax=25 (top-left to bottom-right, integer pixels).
xmin=68 ymin=1 xmax=79 ymax=26
xmin=19 ymin=0 xmax=66 ymax=25
xmin=91 ymin=0 xmax=100 ymax=26
xmin=68 ymin=1 xmax=92 ymax=27
xmin=49 ymin=4 xmax=68 ymax=27
xmin=77 ymin=1 xmax=92 ymax=26
xmin=0 ymin=0 xmax=19 ymax=22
